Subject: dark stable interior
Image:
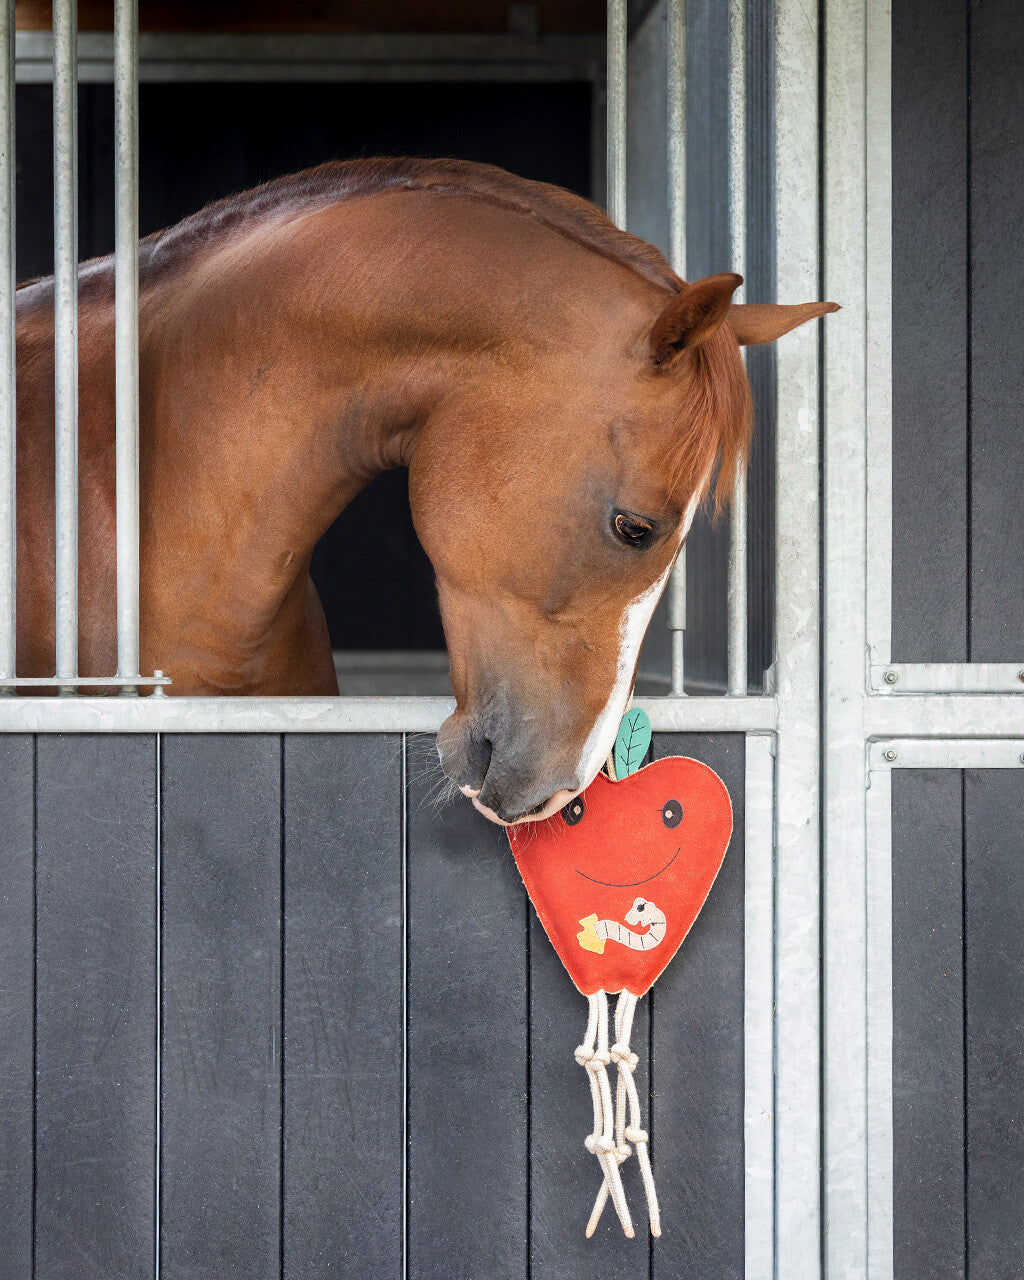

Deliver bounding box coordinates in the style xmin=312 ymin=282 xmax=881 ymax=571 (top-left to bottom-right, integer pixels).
xmin=15 ymin=79 xmax=593 ymax=653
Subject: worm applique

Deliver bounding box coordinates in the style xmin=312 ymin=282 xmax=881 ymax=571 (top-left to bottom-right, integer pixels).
xmin=508 ymin=711 xmax=733 ymax=1241
xmin=577 ymin=897 xmax=667 ymax=954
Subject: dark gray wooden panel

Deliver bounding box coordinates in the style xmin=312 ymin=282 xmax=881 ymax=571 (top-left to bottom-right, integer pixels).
xmin=968 ymin=0 xmax=1024 ymax=661
xmin=0 ymin=736 xmax=34 ymax=1280
xmin=282 ymin=735 xmax=403 ymax=1279
xmin=34 ymin=735 xmax=157 ymax=1280
xmin=964 ymin=770 xmax=1024 ymax=1271
xmin=891 ymin=770 xmax=966 ymax=1279
xmin=528 ymin=910 xmax=650 ymax=1278
xmin=405 ymin=736 xmax=528 ymax=1279
xmin=160 ymin=735 xmax=282 ymax=1280
xmin=650 ymin=734 xmax=745 ymax=1279
xmin=891 ymin=0 xmax=969 ymax=662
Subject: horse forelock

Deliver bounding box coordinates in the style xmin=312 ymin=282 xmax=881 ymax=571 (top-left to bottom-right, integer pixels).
xmin=661 ymin=325 xmax=752 ymax=520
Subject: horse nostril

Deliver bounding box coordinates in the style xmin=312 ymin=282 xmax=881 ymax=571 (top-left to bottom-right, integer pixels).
xmin=465 ymin=732 xmax=494 ymax=790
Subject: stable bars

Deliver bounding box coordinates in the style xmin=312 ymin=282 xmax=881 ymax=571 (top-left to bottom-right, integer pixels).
xmin=607 ymin=0 xmax=749 ymax=697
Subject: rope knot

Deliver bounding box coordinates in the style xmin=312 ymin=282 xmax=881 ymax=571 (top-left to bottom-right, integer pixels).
xmin=610 ymin=1042 xmax=639 ymax=1069
xmin=624 ymin=1124 xmax=649 ymax=1145
xmin=585 ymin=1134 xmax=617 ymax=1156
xmin=614 ymin=1141 xmax=632 ymax=1163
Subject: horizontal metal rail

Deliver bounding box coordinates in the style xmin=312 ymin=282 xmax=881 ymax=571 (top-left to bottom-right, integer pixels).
xmin=0 ymin=693 xmax=778 ymax=734
xmin=14 ymin=31 xmax=605 ymax=83
xmin=870 ymin=662 xmax=1024 ymax=694
xmin=869 ymin=737 xmax=1024 ymax=770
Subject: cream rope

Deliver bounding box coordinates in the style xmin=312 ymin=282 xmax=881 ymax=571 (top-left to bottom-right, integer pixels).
xmin=574 ymin=990 xmax=633 ymax=1237
xmin=585 ymin=989 xmax=661 ymax=1238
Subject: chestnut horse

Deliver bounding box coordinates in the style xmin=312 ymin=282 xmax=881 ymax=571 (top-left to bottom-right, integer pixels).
xmin=14 ymin=157 xmax=836 ymax=823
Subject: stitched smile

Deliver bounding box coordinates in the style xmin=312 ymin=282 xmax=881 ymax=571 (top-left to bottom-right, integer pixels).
xmin=574 ymin=845 xmax=681 ymax=888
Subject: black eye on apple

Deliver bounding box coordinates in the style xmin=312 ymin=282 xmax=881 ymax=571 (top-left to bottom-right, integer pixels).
xmin=562 ymin=797 xmax=586 ymax=826
xmin=661 ymin=799 xmax=683 ymax=828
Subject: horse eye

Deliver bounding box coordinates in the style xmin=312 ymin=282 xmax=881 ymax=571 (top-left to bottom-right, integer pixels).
xmin=661 ymin=799 xmax=683 ymax=828
xmin=612 ymin=510 xmax=654 ymax=547
xmin=562 ymin=797 xmax=586 ymax=826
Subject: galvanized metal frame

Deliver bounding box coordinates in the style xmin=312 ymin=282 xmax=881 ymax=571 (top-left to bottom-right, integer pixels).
xmin=822 ymin=2 xmax=1024 ymax=1278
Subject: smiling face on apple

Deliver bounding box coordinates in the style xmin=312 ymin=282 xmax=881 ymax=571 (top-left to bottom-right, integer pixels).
xmin=508 ymin=757 xmax=733 ymax=996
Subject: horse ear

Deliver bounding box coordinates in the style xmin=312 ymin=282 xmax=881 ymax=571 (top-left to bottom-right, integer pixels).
xmin=728 ymin=300 xmax=840 ymax=346
xmin=650 ymin=272 xmax=743 ymax=365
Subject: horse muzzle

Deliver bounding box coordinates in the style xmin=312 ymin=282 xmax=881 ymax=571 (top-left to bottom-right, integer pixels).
xmin=437 ymin=706 xmax=580 ymax=825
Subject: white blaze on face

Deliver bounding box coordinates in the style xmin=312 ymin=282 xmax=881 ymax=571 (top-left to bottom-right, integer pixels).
xmin=575 ymin=477 xmax=709 ymax=791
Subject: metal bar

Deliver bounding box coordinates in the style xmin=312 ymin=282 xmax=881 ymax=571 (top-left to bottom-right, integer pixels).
xmin=605 ymin=0 xmax=626 ymax=226
xmin=0 ymin=693 xmax=779 ymax=735
xmin=866 ymin=693 xmax=1024 ymax=739
xmin=0 ymin=0 xmax=14 ymax=682
xmin=870 ymin=662 xmax=1024 ymax=694
xmin=53 ymin=0 xmax=78 ymax=686
xmin=114 ymin=0 xmax=139 ymax=687
xmin=772 ymin=0 xmax=823 ymax=1268
xmin=864 ymin=0 xmax=893 ymax=668
xmin=869 ymin=738 xmax=1024 ymax=770
xmin=864 ymin=761 xmax=894 ymax=1280
xmin=822 ymin=0 xmax=871 ymax=1271
xmin=744 ymin=733 xmax=775 ymax=1279
xmin=727 ymin=0 xmax=752 ymax=701
xmin=667 ymin=0 xmax=686 ymax=693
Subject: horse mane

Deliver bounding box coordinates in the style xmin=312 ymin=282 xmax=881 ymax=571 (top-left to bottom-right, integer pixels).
xmin=139 ymin=156 xmax=683 ymax=294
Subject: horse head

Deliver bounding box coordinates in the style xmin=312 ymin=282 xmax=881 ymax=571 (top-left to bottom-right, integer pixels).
xmin=413 ymin=269 xmax=836 ymax=825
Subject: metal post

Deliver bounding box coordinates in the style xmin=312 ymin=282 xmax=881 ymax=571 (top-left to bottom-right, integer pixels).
xmin=667 ymin=0 xmax=686 ymax=694
xmin=0 ymin=0 xmax=14 ymax=684
xmin=605 ymin=0 xmax=626 ymax=227
xmin=727 ymin=0 xmax=748 ymax=697
xmin=53 ymin=0 xmax=78 ymax=687
xmin=773 ymin=0 xmax=823 ymax=1269
xmin=114 ymin=0 xmax=140 ymax=689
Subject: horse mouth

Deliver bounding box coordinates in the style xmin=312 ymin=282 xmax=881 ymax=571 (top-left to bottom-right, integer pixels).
xmin=573 ymin=845 xmax=681 ymax=888
xmin=463 ymin=785 xmax=576 ymax=827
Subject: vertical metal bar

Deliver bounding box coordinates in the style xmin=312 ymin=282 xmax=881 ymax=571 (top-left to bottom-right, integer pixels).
xmin=727 ymin=0 xmax=748 ymax=697
xmin=114 ymin=0 xmax=140 ymax=687
xmin=605 ymin=0 xmax=627 ymax=226
xmin=773 ymin=0 xmax=822 ymax=1269
xmin=53 ymin=0 xmax=78 ymax=686
xmin=865 ymin=762 xmax=894 ymax=1280
xmin=744 ymin=732 xmax=776 ymax=1278
xmin=865 ymin=0 xmax=894 ymax=668
xmin=0 ymin=0 xmax=15 ymax=683
xmin=667 ymin=0 xmax=687 ymax=694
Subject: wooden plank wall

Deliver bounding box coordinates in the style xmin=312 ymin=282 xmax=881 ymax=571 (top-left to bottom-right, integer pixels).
xmin=891 ymin=0 xmax=1024 ymax=1271
xmin=0 ymin=731 xmax=746 ymax=1279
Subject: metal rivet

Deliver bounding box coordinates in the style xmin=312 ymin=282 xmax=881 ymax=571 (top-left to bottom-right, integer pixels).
xmin=1018 ymin=670 xmax=1024 ymax=683
xmin=883 ymin=748 xmax=898 ymax=762
xmin=883 ymin=670 xmax=898 ymax=685
xmin=1019 ymin=752 xmax=1024 ymax=766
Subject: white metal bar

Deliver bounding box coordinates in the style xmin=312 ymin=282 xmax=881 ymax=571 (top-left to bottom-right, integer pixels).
xmin=727 ymin=0 xmax=748 ymax=698
xmin=114 ymin=0 xmax=139 ymax=687
xmin=870 ymin=662 xmax=1024 ymax=694
xmin=864 ymin=0 xmax=894 ymax=668
xmin=822 ymin=0 xmax=871 ymax=1271
xmin=667 ymin=0 xmax=686 ymax=693
xmin=864 ymin=762 xmax=894 ymax=1280
xmin=605 ymin=0 xmax=627 ymax=226
xmin=866 ymin=693 xmax=1024 ymax=739
xmin=744 ymin=733 xmax=775 ymax=1280
xmin=773 ymin=0 xmax=823 ymax=1268
xmin=0 ymin=0 xmax=14 ymax=682
xmin=53 ymin=0 xmax=78 ymax=685
xmin=869 ymin=738 xmax=1024 ymax=770
xmin=0 ymin=693 xmax=778 ymax=735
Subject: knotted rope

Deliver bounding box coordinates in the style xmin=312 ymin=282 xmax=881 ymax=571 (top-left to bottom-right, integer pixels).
xmin=574 ymin=989 xmax=634 ymax=1237
xmin=585 ymin=989 xmax=661 ymax=1238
